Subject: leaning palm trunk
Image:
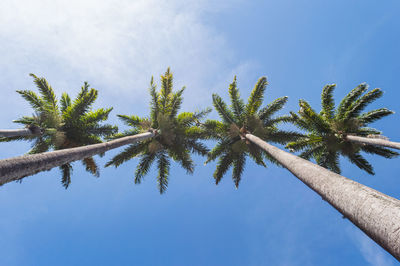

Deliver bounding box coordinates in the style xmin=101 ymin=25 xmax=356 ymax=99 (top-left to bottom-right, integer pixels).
xmin=345 ymin=135 xmax=400 ymax=150
xmin=0 ymin=127 xmax=39 ymax=138
xmin=246 ymin=133 xmax=400 ymax=261
xmin=0 ymin=131 xmax=155 ymax=186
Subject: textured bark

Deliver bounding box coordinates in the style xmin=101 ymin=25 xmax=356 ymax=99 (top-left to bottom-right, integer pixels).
xmin=0 ymin=128 xmax=36 ymax=137
xmin=0 ymin=131 xmax=155 ymax=185
xmin=246 ymin=133 xmax=400 ymax=261
xmin=346 ymin=135 xmax=400 ymax=150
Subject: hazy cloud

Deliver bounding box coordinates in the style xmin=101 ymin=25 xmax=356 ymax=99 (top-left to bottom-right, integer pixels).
xmin=349 ymin=227 xmax=394 ymax=266
xmin=0 ymin=0 xmax=250 ymax=121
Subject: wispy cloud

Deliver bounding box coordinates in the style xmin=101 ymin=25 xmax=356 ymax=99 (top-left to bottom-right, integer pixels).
xmin=349 ymin=227 xmax=394 ymax=266
xmin=0 ymin=0 xmax=250 ymax=122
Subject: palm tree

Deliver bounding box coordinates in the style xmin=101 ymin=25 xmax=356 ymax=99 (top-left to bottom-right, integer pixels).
xmin=0 ymin=74 xmax=117 ymax=188
xmin=286 ymin=84 xmax=399 ymax=175
xmin=0 ymin=131 xmax=154 ymax=186
xmin=203 ymin=76 xmax=302 ymax=187
xmin=105 ymin=68 xmax=209 ymax=193
xmin=205 ymin=77 xmax=400 ymax=261
xmin=0 ymin=74 xmax=60 ymax=138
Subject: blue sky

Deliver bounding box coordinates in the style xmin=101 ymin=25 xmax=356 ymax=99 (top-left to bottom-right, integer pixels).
xmin=1 ymin=0 xmax=400 ymax=265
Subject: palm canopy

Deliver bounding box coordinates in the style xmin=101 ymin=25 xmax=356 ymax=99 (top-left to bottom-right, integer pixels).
xmin=1 ymin=74 xmax=117 ymax=187
xmin=202 ymin=76 xmax=303 ymax=188
xmin=287 ymin=83 xmax=398 ymax=175
xmin=105 ymin=68 xmax=210 ymax=194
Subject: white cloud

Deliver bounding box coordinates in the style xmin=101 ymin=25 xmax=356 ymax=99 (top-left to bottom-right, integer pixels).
xmin=0 ymin=0 xmax=250 ymax=122
xmin=349 ymin=227 xmax=394 ymax=266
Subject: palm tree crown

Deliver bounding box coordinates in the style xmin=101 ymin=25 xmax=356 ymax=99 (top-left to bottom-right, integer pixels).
xmin=1 ymin=74 xmax=117 ymax=187
xmin=287 ymin=83 xmax=398 ymax=174
xmin=203 ymin=76 xmax=303 ymax=188
xmin=105 ymin=68 xmax=209 ymax=194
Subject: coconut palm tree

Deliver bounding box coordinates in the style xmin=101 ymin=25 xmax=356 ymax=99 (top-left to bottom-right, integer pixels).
xmin=105 ymin=68 xmax=210 ymax=193
xmin=204 ymin=78 xmax=400 ymax=261
xmin=203 ymin=76 xmax=303 ymax=187
xmin=0 ymin=74 xmax=117 ymax=188
xmin=286 ymin=84 xmax=399 ymax=175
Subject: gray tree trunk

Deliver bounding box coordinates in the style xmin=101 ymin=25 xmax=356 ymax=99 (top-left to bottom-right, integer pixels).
xmin=0 ymin=128 xmax=36 ymax=137
xmin=346 ymin=135 xmax=400 ymax=150
xmin=245 ymin=133 xmax=400 ymax=261
xmin=0 ymin=131 xmax=155 ymax=185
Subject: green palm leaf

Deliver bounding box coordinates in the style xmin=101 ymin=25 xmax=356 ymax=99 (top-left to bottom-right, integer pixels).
xmin=205 ymin=76 xmax=298 ymax=187
xmin=320 ymin=84 xmax=335 ymax=119
xmin=228 ymin=77 xmax=245 ymax=122
xmin=105 ymin=69 xmax=209 ymax=193
xmin=246 ymin=77 xmax=268 ymax=116
xmin=30 ymin=73 xmax=57 ymax=110
xmin=289 ymin=82 xmax=395 ymax=175
xmin=157 ymin=151 xmax=170 ymax=194
xmin=336 ymin=83 xmax=367 ymax=119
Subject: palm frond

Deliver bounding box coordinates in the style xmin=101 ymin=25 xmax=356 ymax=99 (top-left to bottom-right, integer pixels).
xmin=86 ymin=124 xmax=118 ymax=137
xmin=168 ymin=87 xmax=185 ymax=118
xmin=258 ymin=96 xmax=288 ymax=121
xmin=205 ymin=139 xmax=231 ymax=164
xmin=320 ymin=84 xmax=336 ymax=119
xmin=228 ymin=77 xmax=245 ymax=122
xmin=105 ymin=142 xmax=148 ymax=168
xmin=247 ymin=142 xmax=266 ymax=167
xmin=82 ymin=157 xmax=99 ymax=177
xmin=160 ymin=68 xmax=173 ymax=111
xmin=13 ymin=116 xmax=36 ymax=126
xmin=344 ymin=88 xmax=383 ymax=120
xmin=361 ymin=145 xmax=399 ymax=158
xmin=169 ymin=144 xmax=194 ymax=174
xmin=64 ymin=86 xmax=98 ymax=122
xmin=117 ymin=114 xmax=142 ymax=127
xmin=135 ymin=152 xmax=156 ymax=184
xmin=29 ymin=73 xmax=57 ymax=110
xmin=201 ymin=119 xmax=227 ymax=139
xmin=336 ymin=83 xmax=368 ymax=118
xmin=177 ymin=112 xmax=195 ymax=128
xmin=84 ymin=108 xmax=113 ymax=123
xmin=286 ymin=135 xmax=322 ymax=152
xmin=232 ymin=153 xmax=246 ymax=188
xmin=214 ymin=152 xmax=234 ymax=185
xmin=149 ymin=77 xmax=160 ymax=126
xmin=299 ymin=100 xmax=331 ymax=133
xmin=319 ymin=151 xmax=340 ymax=174
xmin=184 ymin=126 xmax=208 ymax=140
xmin=264 ymin=130 xmax=305 ymax=145
xmin=299 ymin=145 xmax=325 ymax=160
xmin=157 ymin=151 xmax=170 ymax=194
xmin=60 ymin=163 xmax=72 ymax=189
xmin=358 ymin=108 xmax=394 ymax=125
xmin=0 ymin=135 xmax=35 ymax=143
xmin=212 ymin=94 xmax=235 ymax=124
xmin=263 ymin=115 xmax=295 ymax=127
xmin=60 ymin=93 xmax=71 ymax=112
xmin=16 ymin=90 xmax=45 ymax=111
xmin=357 ymin=127 xmax=382 ymax=136
xmin=187 ymin=139 xmax=209 ymax=156
xmin=29 ymin=137 xmax=52 ymax=154
xmin=246 ymin=77 xmax=268 ymax=115
xmin=289 ymin=111 xmax=314 ymax=131
xmin=347 ymin=153 xmax=374 ymax=175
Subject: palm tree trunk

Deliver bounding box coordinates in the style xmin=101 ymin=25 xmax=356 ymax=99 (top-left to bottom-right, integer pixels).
xmin=0 ymin=128 xmax=36 ymax=137
xmin=245 ymin=133 xmax=400 ymax=261
xmin=345 ymin=135 xmax=400 ymax=150
xmin=0 ymin=131 xmax=155 ymax=185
